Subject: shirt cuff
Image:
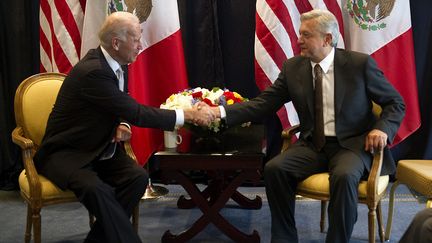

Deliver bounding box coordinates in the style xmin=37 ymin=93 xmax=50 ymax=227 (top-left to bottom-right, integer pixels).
xmin=120 ymin=122 xmax=131 ymax=130
xmin=219 ymin=106 xmax=226 ymax=119
xmin=175 ymin=109 xmax=184 ymax=127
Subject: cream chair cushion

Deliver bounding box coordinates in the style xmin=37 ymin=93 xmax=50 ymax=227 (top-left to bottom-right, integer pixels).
xmin=396 ymin=160 xmax=432 ymax=197
xmin=297 ymin=172 xmax=389 ymax=199
xmin=19 ymin=170 xmax=75 ymax=200
xmin=21 ymin=79 xmax=62 ymax=145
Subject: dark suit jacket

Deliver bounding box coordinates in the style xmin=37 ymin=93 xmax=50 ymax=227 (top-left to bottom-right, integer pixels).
xmin=225 ymin=49 xmax=405 ymax=175
xmin=34 ymin=47 xmax=177 ymax=189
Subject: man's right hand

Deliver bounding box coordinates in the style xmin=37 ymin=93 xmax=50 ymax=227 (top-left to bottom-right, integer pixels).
xmin=197 ymin=102 xmax=221 ymax=120
xmin=184 ymin=104 xmax=216 ymax=127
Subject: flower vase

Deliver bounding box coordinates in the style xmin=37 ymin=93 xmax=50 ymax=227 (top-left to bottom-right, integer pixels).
xmin=194 ymin=135 xmax=224 ymax=152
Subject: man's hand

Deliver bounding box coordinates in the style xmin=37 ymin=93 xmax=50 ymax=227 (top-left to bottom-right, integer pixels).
xmin=365 ymin=129 xmax=388 ymax=153
xmin=197 ymin=101 xmax=221 ymax=119
xmin=113 ymin=124 xmax=132 ymax=142
xmin=184 ymin=103 xmax=216 ymax=126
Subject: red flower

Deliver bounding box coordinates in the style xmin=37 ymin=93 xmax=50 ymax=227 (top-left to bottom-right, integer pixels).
xmin=202 ymin=98 xmax=217 ymax=107
xmin=192 ymin=91 xmax=203 ymax=99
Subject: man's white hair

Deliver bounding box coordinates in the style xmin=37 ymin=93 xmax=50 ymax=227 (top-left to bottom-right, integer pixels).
xmin=98 ymin=11 xmax=140 ymax=49
xmin=300 ymin=9 xmax=339 ymax=47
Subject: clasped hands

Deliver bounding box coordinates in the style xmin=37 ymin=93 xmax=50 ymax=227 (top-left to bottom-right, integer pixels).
xmin=184 ymin=102 xmax=220 ymax=127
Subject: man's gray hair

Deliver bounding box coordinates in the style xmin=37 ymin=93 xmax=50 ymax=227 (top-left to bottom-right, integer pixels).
xmin=300 ymin=9 xmax=339 ymax=47
xmin=98 ymin=11 xmax=140 ymax=49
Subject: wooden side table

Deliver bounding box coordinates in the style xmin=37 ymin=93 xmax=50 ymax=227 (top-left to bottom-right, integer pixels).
xmin=156 ymin=151 xmax=264 ymax=243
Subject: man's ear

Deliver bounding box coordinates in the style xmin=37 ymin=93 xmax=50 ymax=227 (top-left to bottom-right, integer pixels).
xmin=112 ymin=38 xmax=120 ymax=51
xmin=324 ymin=33 xmax=333 ymax=47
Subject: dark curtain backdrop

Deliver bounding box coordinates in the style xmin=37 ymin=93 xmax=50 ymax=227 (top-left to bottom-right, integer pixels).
xmin=0 ymin=1 xmax=39 ymax=190
xmin=1 ymin=0 xmax=431 ymax=189
xmin=392 ymin=1 xmax=432 ymax=160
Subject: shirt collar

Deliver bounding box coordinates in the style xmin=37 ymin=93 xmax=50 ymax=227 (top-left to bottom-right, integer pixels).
xmin=101 ymin=46 xmax=122 ymax=74
xmin=311 ymin=47 xmax=335 ymax=73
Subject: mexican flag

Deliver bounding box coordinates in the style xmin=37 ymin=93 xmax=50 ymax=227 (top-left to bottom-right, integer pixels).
xmin=81 ymin=0 xmax=188 ymax=165
xmin=343 ymin=0 xmax=420 ymax=144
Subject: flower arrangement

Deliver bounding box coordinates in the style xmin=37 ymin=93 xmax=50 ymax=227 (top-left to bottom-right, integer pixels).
xmin=160 ymin=87 xmax=249 ymax=133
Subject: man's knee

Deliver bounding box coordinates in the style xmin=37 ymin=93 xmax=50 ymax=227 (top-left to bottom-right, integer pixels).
xmin=130 ymin=166 xmax=149 ymax=189
xmin=329 ymin=171 xmax=361 ymax=196
xmin=79 ymin=181 xmax=114 ymax=202
xmin=264 ymin=158 xmax=282 ymax=178
xmin=136 ymin=169 xmax=149 ymax=188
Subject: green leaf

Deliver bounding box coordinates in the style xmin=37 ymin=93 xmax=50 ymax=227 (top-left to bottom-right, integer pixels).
xmin=115 ymin=0 xmax=123 ymax=11
xmin=354 ymin=18 xmax=360 ymax=25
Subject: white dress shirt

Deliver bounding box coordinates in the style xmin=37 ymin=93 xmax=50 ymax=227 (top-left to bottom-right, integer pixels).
xmin=311 ymin=48 xmax=336 ymax=136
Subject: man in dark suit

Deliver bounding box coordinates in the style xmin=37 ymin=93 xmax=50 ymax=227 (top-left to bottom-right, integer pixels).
xmin=400 ymin=208 xmax=432 ymax=243
xmin=34 ymin=12 xmax=212 ymax=243
xmin=207 ymin=9 xmax=405 ymax=243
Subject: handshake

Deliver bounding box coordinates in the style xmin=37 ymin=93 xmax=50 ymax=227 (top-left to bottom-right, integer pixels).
xmin=183 ymin=102 xmax=221 ymax=127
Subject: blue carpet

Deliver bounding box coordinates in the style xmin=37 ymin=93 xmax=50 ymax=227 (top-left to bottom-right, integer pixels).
xmin=0 ymin=183 xmax=424 ymax=243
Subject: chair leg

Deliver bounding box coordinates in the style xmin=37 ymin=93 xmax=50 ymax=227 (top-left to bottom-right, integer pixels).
xmin=368 ymin=203 xmax=376 ymax=243
xmin=25 ymin=205 xmax=32 ymax=243
xmin=376 ymin=201 xmax=384 ymax=242
xmin=320 ymin=200 xmax=327 ymax=232
xmin=32 ymin=207 xmax=42 ymax=243
xmin=385 ymin=181 xmax=400 ymax=241
xmin=132 ymin=204 xmax=139 ymax=232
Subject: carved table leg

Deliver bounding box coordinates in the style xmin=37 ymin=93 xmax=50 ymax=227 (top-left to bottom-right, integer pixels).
xmin=161 ymin=170 xmax=261 ymax=243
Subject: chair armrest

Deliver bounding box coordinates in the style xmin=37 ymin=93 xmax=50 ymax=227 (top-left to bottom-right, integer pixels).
xmin=281 ymin=124 xmax=300 ymax=153
xmin=12 ymin=127 xmax=34 ymax=151
xmin=366 ymin=148 xmax=384 ymax=206
xmin=11 ymin=127 xmax=42 ymax=199
xmin=123 ymin=141 xmax=138 ymax=163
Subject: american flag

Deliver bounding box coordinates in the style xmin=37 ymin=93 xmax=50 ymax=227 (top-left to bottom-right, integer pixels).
xmin=39 ymin=0 xmax=86 ymax=73
xmin=254 ymin=0 xmax=420 ymax=145
xmin=38 ymin=0 xmax=189 ymax=165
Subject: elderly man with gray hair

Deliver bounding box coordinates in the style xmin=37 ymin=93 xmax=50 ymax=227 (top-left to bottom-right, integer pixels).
xmin=206 ymin=9 xmax=405 ymax=242
xmin=34 ymin=11 xmax=213 ymax=243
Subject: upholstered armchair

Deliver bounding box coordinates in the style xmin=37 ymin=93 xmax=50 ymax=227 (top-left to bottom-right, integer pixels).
xmin=12 ymin=73 xmax=139 ymax=243
xmin=385 ymin=159 xmax=432 ymax=240
xmin=281 ymin=104 xmax=387 ymax=243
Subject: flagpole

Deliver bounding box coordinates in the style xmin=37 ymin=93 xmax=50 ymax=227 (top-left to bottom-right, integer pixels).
xmin=142 ymin=161 xmax=169 ymax=200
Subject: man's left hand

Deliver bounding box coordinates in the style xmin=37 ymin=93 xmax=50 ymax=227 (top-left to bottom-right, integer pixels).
xmin=365 ymin=129 xmax=388 ymax=153
xmin=113 ymin=124 xmax=132 ymax=142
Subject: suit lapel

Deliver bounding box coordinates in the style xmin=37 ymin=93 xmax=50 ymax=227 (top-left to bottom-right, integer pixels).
xmin=334 ymin=49 xmax=348 ymax=116
xmin=95 ymin=47 xmax=128 ymax=93
xmin=297 ymin=59 xmax=314 ymax=118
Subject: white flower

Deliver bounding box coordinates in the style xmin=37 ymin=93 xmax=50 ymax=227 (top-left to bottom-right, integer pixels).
xmin=160 ymin=92 xmax=193 ymax=110
xmin=160 ymin=87 xmax=248 ymax=133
